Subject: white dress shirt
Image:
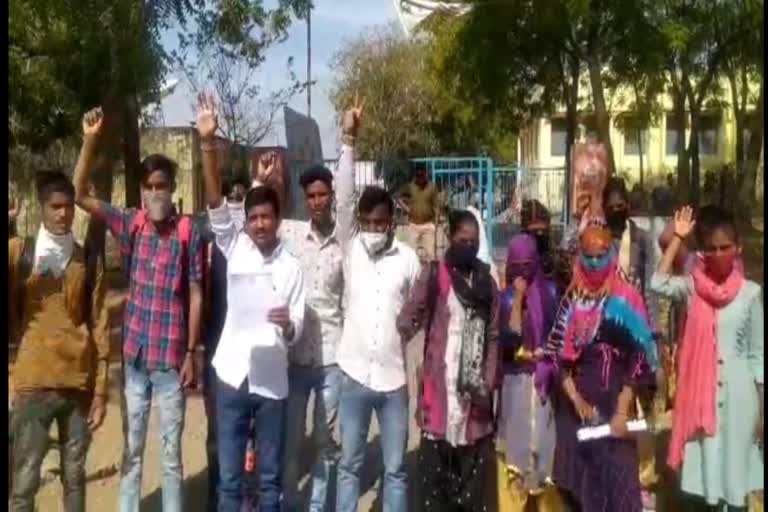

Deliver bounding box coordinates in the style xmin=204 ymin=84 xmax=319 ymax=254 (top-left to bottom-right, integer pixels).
xmin=332 ymin=144 xmax=422 ymax=392
xmin=280 ymin=220 xmax=344 ymax=366
xmin=208 ymin=203 xmax=305 ymax=400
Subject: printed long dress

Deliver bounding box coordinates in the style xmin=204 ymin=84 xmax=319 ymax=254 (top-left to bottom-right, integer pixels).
xmin=496 ymin=286 xmax=563 ymax=512
xmin=651 ymin=272 xmax=764 ymax=508
xmin=552 ymin=336 xmax=652 ymax=512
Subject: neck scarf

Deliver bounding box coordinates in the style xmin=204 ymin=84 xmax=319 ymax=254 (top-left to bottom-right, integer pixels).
xmin=667 ymin=257 xmax=744 ymax=471
xmin=33 ymin=225 xmax=75 ymax=278
xmin=441 ymin=257 xmax=494 ymax=402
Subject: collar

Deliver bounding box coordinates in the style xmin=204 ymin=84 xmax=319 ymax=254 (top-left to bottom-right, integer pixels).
xmin=305 ymin=220 xmax=338 ymax=247
xmin=243 ymin=234 xmax=285 ymax=264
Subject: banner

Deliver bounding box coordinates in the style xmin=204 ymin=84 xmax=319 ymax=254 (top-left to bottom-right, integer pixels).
xmin=570 ymin=142 xmax=609 ymax=220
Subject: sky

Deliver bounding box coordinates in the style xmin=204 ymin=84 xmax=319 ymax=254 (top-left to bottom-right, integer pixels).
xmin=157 ymin=0 xmax=398 ymax=158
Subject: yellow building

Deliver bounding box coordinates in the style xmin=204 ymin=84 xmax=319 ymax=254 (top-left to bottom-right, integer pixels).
xmin=518 ymin=77 xmax=761 ymax=186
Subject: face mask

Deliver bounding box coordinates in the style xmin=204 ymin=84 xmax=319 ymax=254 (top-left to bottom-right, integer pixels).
xmin=446 ymin=243 xmax=479 ymax=271
xmin=527 ymin=231 xmax=549 ymax=255
xmin=360 ymin=231 xmax=390 ymax=256
xmin=507 ymin=263 xmax=536 ymax=283
xmin=703 ymin=252 xmax=736 ymax=279
xmin=605 ymin=209 xmax=629 ymax=232
xmin=143 ymin=190 xmax=173 ymax=221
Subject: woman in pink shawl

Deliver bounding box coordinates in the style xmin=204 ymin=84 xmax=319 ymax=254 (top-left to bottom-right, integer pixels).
xmin=651 ymin=205 xmax=763 ymax=510
xmin=543 ymin=223 xmax=658 ymax=512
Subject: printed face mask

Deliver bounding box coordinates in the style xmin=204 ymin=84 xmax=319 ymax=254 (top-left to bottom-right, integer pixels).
xmin=580 ymin=251 xmax=613 ymax=272
xmin=143 ymin=190 xmax=173 ymax=221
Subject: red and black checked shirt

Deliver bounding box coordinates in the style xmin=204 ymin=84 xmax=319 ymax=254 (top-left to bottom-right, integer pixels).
xmin=96 ymin=202 xmax=203 ymax=371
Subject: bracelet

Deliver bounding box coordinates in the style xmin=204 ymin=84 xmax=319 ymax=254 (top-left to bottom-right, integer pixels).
xmin=673 ymin=232 xmax=685 ymax=240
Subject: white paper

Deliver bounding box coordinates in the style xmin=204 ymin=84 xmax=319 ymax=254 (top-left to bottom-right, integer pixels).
xmin=227 ymin=272 xmax=280 ymax=347
xmin=577 ymin=419 xmax=647 ymax=442
xmin=228 ymin=272 xmax=277 ymax=324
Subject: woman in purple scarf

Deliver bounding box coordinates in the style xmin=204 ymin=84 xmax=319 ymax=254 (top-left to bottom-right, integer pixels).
xmin=496 ymin=234 xmax=562 ymax=511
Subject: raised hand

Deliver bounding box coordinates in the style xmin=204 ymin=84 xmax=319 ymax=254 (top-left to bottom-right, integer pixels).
xmin=256 ymin=151 xmax=278 ymax=182
xmin=673 ymin=206 xmax=696 ymax=239
xmin=82 ymin=107 xmax=104 ymax=137
xmin=196 ymin=92 xmax=218 ymax=140
xmin=342 ymin=92 xmax=365 ymax=138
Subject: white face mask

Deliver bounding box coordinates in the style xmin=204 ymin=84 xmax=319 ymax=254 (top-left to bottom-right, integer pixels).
xmin=143 ymin=190 xmax=173 ymax=221
xmin=360 ymin=231 xmax=390 ymax=256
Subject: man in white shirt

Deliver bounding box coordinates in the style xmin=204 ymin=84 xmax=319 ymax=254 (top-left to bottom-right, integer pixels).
xmin=197 ymin=94 xmax=306 ymax=512
xmin=332 ymin=97 xmax=422 ymax=512
xmin=262 ymin=161 xmax=345 ymax=510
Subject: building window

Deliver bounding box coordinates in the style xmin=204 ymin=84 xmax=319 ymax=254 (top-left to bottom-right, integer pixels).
xmin=550 ymin=119 xmax=567 ymax=157
xmin=698 ymin=115 xmax=719 ymax=155
xmin=666 ymin=114 xmax=684 ymax=156
xmin=623 ymin=127 xmax=648 ymax=156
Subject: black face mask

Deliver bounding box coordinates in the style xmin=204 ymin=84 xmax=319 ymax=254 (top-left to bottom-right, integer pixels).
xmin=605 ymin=209 xmax=629 ymax=233
xmin=446 ymin=243 xmax=479 ymax=271
xmin=527 ymin=230 xmax=550 ymax=255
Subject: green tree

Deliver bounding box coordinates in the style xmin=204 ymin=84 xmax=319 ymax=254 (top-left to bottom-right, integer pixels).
xmin=329 ymin=24 xmax=440 ymax=169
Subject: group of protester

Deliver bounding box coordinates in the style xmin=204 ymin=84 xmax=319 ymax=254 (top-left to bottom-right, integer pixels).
xmin=8 ymin=92 xmax=764 ymax=512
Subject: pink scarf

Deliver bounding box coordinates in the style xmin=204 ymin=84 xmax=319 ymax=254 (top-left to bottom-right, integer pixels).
xmin=667 ymin=258 xmax=744 ymax=471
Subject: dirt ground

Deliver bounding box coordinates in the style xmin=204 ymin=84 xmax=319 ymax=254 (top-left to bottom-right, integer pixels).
xmin=12 ymin=324 xmax=426 ymax=512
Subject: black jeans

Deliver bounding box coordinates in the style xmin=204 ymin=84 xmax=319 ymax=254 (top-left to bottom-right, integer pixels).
xmin=10 ymin=390 xmax=92 ymax=512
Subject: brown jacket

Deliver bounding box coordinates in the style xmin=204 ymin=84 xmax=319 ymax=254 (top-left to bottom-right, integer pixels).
xmin=9 ymin=237 xmax=110 ymax=398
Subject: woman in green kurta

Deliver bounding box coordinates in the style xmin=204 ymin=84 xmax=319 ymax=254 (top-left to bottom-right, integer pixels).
xmin=651 ymin=205 xmax=763 ymax=510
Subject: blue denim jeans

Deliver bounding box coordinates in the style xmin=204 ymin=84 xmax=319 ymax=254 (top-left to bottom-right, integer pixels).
xmin=120 ymin=359 xmax=186 ymax=512
xmin=335 ymin=374 xmax=408 ymax=512
xmin=282 ymin=365 xmax=342 ymax=512
xmin=216 ymin=377 xmax=285 ymax=512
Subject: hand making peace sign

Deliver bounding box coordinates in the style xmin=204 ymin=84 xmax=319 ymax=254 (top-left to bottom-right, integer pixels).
xmin=342 ymin=92 xmax=366 ymax=139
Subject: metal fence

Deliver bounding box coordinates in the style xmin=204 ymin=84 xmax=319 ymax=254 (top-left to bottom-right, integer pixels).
xmin=319 ymin=156 xmax=566 ymax=250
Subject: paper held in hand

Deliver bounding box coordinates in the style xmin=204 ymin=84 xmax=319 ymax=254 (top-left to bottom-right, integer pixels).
xmin=228 ymin=272 xmax=281 ymax=347
xmin=577 ymin=419 xmax=648 ymax=442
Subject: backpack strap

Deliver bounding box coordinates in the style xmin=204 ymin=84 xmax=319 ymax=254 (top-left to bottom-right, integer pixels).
xmin=18 ymin=236 xmax=36 ymax=284
xmin=125 ymin=210 xmax=148 ymax=277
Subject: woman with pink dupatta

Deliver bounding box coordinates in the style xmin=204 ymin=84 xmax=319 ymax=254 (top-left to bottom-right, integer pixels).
xmin=652 ymin=205 xmax=764 ymax=511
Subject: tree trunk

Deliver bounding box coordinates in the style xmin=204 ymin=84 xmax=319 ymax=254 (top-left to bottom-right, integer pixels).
xmin=638 ymin=129 xmax=645 ymax=190
xmin=122 ymin=95 xmax=142 ymax=209
xmin=737 ymin=75 xmax=765 ymax=216
xmin=688 ymin=108 xmax=701 ymax=208
xmin=564 ymin=55 xmax=580 ymax=215
xmin=585 ymin=53 xmax=616 ymax=174
xmin=671 ymin=85 xmax=690 ymax=201
xmin=727 ymin=70 xmax=746 ymax=165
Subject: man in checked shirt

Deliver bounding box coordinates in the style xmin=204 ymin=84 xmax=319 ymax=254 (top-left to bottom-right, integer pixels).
xmin=73 ymin=108 xmax=203 ymax=512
